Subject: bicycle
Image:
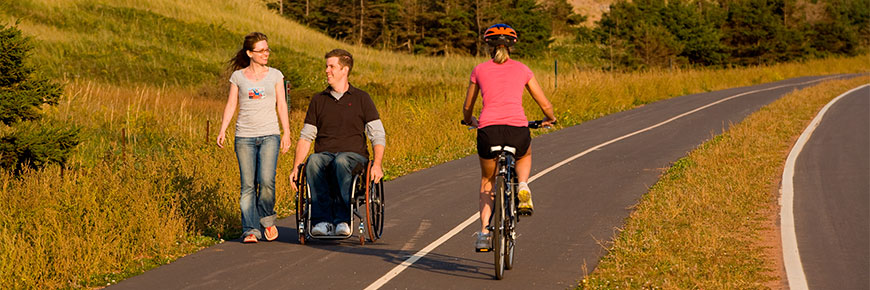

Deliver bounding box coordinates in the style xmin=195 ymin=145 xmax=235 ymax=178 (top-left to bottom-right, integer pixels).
xmin=463 ymin=119 xmax=554 ymax=280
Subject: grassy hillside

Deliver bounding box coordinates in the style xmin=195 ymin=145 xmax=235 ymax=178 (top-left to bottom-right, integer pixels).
xmin=0 ymin=0 xmax=867 ymax=288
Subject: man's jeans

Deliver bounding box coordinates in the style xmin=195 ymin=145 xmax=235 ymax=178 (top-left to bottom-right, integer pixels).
xmin=235 ymin=135 xmax=279 ymax=239
xmin=306 ymin=152 xmax=367 ymax=225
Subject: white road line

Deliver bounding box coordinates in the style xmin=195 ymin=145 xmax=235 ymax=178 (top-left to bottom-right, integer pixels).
xmin=364 ymin=215 xmax=477 ymax=290
xmin=364 ymin=76 xmax=840 ymax=290
xmin=780 ymin=84 xmax=868 ymax=290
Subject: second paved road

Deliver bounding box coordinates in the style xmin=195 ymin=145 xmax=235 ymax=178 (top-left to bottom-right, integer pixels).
xmin=111 ymin=74 xmax=859 ymax=290
xmin=794 ymin=85 xmax=869 ymax=290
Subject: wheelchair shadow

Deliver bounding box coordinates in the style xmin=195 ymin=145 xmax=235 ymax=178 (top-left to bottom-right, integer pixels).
xmin=275 ymin=225 xmax=497 ymax=280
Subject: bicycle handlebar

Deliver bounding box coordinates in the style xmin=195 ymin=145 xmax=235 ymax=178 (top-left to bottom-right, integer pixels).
xmin=460 ymin=119 xmax=557 ymax=129
xmin=527 ymin=119 xmax=557 ymax=129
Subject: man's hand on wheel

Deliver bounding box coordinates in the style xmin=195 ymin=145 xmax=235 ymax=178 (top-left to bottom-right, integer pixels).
xmin=370 ymin=164 xmax=384 ymax=184
xmin=289 ymin=167 xmax=299 ymax=185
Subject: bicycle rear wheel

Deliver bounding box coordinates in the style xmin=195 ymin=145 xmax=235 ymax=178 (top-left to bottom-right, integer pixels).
xmin=493 ymin=174 xmax=506 ymax=280
xmin=504 ymin=176 xmax=516 ymax=270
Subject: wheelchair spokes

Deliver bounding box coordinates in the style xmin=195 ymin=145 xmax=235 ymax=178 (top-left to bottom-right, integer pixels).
xmin=295 ymin=163 xmax=309 ymax=245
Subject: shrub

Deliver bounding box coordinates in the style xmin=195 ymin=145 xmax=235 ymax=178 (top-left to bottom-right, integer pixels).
xmin=0 ymin=23 xmax=78 ymax=173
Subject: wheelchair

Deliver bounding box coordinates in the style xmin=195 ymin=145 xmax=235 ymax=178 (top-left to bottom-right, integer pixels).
xmin=293 ymin=160 xmax=384 ymax=245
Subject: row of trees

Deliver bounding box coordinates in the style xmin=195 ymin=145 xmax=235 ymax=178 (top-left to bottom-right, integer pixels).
xmin=268 ymin=0 xmax=868 ymax=69
xmin=594 ymin=0 xmax=870 ymax=68
xmin=267 ymin=0 xmax=581 ymax=57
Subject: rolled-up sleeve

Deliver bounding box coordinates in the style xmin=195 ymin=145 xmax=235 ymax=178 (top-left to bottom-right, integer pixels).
xmin=365 ymin=119 xmax=386 ymax=147
xmin=299 ymin=123 xmax=317 ymax=142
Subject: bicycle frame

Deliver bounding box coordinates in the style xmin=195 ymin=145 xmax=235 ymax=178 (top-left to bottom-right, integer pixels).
xmin=493 ymin=147 xmax=519 ymax=232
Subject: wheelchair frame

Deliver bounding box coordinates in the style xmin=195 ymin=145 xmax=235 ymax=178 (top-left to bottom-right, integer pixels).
xmin=294 ymin=161 xmax=384 ymax=245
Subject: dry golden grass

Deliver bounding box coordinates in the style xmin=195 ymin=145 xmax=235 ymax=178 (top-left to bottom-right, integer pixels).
xmin=1 ymin=0 xmax=869 ymax=288
xmin=577 ymin=76 xmax=870 ymax=289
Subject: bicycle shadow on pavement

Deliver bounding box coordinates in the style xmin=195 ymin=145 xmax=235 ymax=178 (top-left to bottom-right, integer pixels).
xmin=278 ymin=225 xmax=498 ymax=280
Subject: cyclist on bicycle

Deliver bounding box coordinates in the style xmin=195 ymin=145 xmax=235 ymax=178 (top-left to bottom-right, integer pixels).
xmin=462 ymin=24 xmax=556 ymax=251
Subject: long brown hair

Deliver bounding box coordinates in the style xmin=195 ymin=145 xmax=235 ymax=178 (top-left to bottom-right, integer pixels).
xmin=229 ymin=32 xmax=268 ymax=71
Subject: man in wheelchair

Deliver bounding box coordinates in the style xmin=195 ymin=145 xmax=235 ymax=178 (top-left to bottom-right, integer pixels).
xmin=289 ymin=48 xmax=385 ymax=237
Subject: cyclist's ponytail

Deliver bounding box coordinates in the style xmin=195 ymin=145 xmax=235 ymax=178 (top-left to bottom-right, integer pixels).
xmin=483 ymin=24 xmax=516 ymax=64
xmin=492 ymin=46 xmax=510 ymax=64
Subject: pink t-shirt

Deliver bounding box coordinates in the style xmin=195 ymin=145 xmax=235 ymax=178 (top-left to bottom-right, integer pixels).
xmin=470 ymin=59 xmax=533 ymax=128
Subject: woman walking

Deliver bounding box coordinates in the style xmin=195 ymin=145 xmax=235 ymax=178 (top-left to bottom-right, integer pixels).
xmin=217 ymin=32 xmax=292 ymax=243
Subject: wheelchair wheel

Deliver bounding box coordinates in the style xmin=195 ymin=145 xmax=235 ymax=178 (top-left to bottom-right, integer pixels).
xmin=363 ymin=163 xmax=385 ymax=243
xmin=295 ymin=164 xmax=309 ymax=245
xmin=350 ymin=172 xmax=367 ymax=245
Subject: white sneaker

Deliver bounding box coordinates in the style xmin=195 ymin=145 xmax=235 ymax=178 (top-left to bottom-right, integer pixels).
xmin=311 ymin=222 xmax=332 ymax=236
xmin=474 ymin=231 xmax=491 ymax=251
xmin=518 ymin=182 xmax=534 ymax=216
xmin=335 ymin=222 xmax=351 ymax=236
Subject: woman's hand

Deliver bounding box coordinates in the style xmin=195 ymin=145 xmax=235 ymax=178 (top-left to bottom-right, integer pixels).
xmin=463 ymin=116 xmax=479 ymax=128
xmin=541 ymin=117 xmax=556 ymax=127
xmin=280 ymin=134 xmax=292 ymax=153
xmin=216 ymin=132 xmax=227 ymax=148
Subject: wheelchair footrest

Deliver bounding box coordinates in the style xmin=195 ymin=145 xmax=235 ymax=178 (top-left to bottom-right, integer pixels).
xmin=310 ymin=234 xmax=353 ymax=239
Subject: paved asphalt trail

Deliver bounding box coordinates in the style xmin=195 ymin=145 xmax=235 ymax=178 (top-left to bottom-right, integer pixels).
xmin=793 ymin=85 xmax=869 ymax=290
xmin=111 ymin=75 xmax=858 ymax=290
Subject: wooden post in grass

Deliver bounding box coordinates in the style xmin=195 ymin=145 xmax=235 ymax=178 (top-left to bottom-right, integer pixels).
xmin=285 ymin=80 xmax=292 ymax=111
xmin=206 ymin=120 xmax=210 ymax=143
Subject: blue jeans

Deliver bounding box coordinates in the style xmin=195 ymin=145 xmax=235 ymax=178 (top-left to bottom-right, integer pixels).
xmin=306 ymin=152 xmax=367 ymax=225
xmin=235 ymin=135 xmax=279 ymax=239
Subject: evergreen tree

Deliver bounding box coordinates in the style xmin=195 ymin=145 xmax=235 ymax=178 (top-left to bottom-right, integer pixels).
xmin=595 ymin=0 xmax=726 ymax=68
xmin=267 ymin=0 xmax=866 ymax=65
xmin=804 ymin=0 xmax=870 ymax=56
xmin=540 ymin=0 xmax=584 ymax=36
xmin=0 ymin=23 xmax=79 ymax=174
xmin=502 ymin=0 xmax=552 ymax=58
xmin=720 ymin=0 xmax=807 ymax=65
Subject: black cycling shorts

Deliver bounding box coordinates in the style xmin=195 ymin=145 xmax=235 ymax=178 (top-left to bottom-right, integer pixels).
xmin=476 ymin=125 xmax=531 ymax=159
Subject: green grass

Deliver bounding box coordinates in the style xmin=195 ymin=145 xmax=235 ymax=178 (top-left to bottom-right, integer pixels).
xmin=0 ymin=0 xmax=868 ymax=288
xmin=577 ymin=76 xmax=870 ymax=289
